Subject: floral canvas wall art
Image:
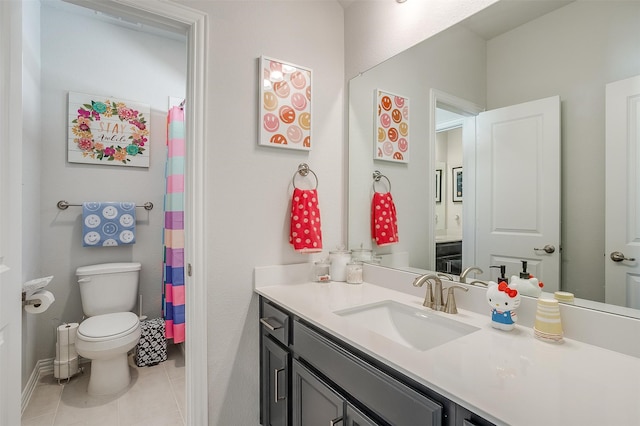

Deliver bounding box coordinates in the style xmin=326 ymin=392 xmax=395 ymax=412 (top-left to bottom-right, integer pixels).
xmin=68 ymin=91 xmax=151 ymax=167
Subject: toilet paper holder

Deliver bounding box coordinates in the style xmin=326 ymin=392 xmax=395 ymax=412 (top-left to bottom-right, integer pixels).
xmin=22 ymin=292 xmax=41 ymax=306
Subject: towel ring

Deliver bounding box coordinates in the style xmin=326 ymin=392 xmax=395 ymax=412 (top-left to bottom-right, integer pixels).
xmin=372 ymin=170 xmax=391 ymax=193
xmin=292 ymin=163 xmax=318 ymax=190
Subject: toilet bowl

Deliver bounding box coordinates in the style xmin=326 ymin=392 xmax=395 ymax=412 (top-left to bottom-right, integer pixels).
xmin=75 ymin=262 xmax=142 ymax=395
xmin=75 ymin=312 xmax=141 ymax=395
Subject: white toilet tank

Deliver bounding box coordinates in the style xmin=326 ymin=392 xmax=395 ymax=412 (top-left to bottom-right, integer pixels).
xmin=76 ymin=262 xmax=141 ymax=317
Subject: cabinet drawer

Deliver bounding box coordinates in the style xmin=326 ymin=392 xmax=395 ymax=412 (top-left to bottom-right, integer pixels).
xmin=260 ymin=298 xmax=290 ymax=346
xmin=293 ymin=321 xmax=447 ymax=426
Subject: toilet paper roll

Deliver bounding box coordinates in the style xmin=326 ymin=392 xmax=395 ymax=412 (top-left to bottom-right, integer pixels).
xmin=24 ymin=290 xmax=55 ymax=314
xmin=54 ymin=357 xmax=79 ymax=380
xmin=57 ymin=323 xmax=79 ymax=346
xmin=56 ymin=343 xmax=77 ymax=362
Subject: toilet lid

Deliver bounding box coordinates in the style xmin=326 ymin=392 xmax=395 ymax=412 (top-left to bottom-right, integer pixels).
xmin=78 ymin=312 xmax=139 ymax=340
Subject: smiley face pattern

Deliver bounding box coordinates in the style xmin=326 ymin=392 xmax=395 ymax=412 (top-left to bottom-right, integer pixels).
xmin=376 ymin=90 xmax=409 ymax=163
xmin=260 ymin=57 xmax=312 ymax=150
xmin=82 ymin=202 xmax=136 ymax=247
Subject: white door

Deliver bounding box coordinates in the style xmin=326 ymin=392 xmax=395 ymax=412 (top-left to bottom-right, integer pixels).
xmin=475 ymin=96 xmax=561 ymax=290
xmin=0 ymin=0 xmax=23 ymax=423
xmin=605 ymin=75 xmax=640 ymax=308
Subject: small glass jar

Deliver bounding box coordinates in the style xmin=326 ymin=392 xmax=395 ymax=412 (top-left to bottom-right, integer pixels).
xmin=313 ymin=260 xmax=331 ymax=282
xmin=351 ymin=248 xmax=373 ymax=263
xmin=346 ymin=261 xmax=363 ymax=284
xmin=329 ymin=248 xmax=351 ymax=282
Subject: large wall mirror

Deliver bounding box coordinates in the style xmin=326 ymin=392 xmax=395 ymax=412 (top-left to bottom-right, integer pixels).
xmin=348 ymin=0 xmax=640 ymax=317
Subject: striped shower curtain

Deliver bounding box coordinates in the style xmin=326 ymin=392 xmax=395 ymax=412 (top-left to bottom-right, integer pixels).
xmin=162 ymin=105 xmax=185 ymax=343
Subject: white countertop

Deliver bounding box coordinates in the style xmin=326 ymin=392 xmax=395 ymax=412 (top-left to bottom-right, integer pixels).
xmin=256 ymin=280 xmax=640 ymax=426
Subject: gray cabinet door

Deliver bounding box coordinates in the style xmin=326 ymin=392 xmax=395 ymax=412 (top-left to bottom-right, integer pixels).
xmin=346 ymin=403 xmax=379 ymax=426
xmin=292 ymin=360 xmax=344 ymax=426
xmin=293 ymin=320 xmax=445 ymax=425
xmin=262 ymin=336 xmax=290 ymax=426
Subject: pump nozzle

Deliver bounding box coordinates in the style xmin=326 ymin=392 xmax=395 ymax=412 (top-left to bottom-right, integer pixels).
xmin=519 ymin=260 xmax=530 ymax=279
xmin=490 ymin=265 xmax=508 ymax=284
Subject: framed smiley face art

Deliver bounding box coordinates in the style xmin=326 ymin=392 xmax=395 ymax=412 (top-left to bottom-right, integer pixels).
xmin=375 ymin=89 xmax=409 ymax=163
xmin=259 ymin=56 xmax=312 ymax=151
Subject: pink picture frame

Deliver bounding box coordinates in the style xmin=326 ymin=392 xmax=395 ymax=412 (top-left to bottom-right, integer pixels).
xmin=259 ymin=56 xmax=312 ymax=151
xmin=374 ymin=89 xmax=409 ymax=163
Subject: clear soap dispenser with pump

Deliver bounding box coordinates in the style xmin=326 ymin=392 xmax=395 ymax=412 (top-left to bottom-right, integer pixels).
xmin=510 ymin=260 xmax=544 ymax=297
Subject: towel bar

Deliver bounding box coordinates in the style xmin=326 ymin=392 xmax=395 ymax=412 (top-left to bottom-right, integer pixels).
xmin=57 ymin=200 xmax=154 ymax=211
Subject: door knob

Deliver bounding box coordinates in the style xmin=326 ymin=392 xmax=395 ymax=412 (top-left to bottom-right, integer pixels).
xmin=534 ymin=244 xmax=555 ymax=254
xmin=610 ymin=251 xmax=636 ymax=262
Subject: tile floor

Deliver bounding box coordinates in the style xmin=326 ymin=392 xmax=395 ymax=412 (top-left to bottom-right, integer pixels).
xmin=21 ymin=344 xmax=185 ymax=426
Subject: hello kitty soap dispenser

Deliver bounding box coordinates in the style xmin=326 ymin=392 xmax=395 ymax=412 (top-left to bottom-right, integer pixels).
xmin=486 ymin=280 xmax=521 ymax=331
xmin=510 ymin=261 xmax=544 ymax=297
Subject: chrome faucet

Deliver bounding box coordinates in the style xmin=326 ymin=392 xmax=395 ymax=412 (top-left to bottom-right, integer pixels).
xmin=412 ymin=274 xmax=441 ymax=309
xmin=443 ymin=285 xmax=469 ymax=314
xmin=437 ymin=272 xmax=454 ymax=281
xmin=413 ymin=274 xmax=469 ymax=313
xmin=459 ymin=266 xmax=483 ymax=283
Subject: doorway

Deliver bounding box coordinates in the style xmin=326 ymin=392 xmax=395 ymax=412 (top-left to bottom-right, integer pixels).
xmin=16 ymin=1 xmax=208 ymax=424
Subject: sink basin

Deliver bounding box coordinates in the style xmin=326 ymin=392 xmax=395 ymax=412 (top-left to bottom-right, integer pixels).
xmin=334 ymin=300 xmax=479 ymax=351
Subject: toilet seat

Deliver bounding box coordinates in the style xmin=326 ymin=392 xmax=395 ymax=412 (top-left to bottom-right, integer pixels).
xmin=78 ymin=312 xmax=139 ymax=342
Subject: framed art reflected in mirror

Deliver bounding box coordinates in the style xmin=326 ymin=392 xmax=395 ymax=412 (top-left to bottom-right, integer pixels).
xmin=452 ymin=166 xmax=462 ymax=202
xmin=435 ymin=169 xmax=442 ymax=203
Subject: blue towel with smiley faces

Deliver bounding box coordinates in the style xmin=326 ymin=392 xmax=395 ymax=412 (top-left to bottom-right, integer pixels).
xmin=82 ymin=202 xmax=136 ymax=247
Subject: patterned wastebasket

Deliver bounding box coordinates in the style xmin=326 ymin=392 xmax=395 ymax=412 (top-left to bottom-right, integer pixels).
xmin=135 ymin=318 xmax=168 ymax=367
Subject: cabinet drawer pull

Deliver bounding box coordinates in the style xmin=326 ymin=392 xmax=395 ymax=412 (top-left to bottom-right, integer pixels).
xmin=260 ymin=317 xmax=283 ymax=331
xmin=329 ymin=416 xmax=343 ymax=426
xmin=274 ymin=367 xmax=285 ymax=403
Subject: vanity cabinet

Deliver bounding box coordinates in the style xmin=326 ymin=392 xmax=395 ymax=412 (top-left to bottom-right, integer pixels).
xmin=292 ymin=359 xmax=378 ymax=426
xmin=262 ymin=337 xmax=290 ymax=426
xmin=259 ymin=296 xmax=495 ymax=426
xmin=260 ymin=299 xmax=292 ymax=426
xmin=436 ymin=241 xmax=462 ymax=275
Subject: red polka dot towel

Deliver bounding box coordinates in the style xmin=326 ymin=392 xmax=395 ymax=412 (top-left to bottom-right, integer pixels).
xmin=371 ymin=192 xmax=399 ymax=246
xmin=290 ymin=188 xmax=323 ymax=252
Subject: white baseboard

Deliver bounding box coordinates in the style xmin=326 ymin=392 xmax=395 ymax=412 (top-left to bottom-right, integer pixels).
xmin=21 ymin=358 xmax=54 ymax=415
xmin=21 ymin=357 xmax=90 ymax=415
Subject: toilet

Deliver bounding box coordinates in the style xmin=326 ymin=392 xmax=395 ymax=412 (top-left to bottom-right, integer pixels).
xmin=75 ymin=262 xmax=142 ymax=396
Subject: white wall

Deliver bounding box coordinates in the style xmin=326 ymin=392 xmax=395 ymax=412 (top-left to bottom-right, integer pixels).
xmin=343 ymin=0 xmax=499 ymax=79
xmin=21 ymin=0 xmax=41 ymax=389
xmin=348 ymin=24 xmax=485 ymax=271
xmin=486 ymin=1 xmax=640 ymax=301
xmin=169 ymin=1 xmax=345 ymax=424
xmin=435 ymin=128 xmax=464 ymax=236
xmin=36 ymin=3 xmax=186 ymax=362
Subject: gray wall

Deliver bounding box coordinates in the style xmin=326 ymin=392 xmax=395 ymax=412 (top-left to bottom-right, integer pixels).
xmin=486 ymin=1 xmax=640 ymax=301
xmin=34 ymin=3 xmax=186 ymax=363
xmin=343 ymin=0 xmax=499 ymax=80
xmin=348 ymin=24 xmax=486 ymax=270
